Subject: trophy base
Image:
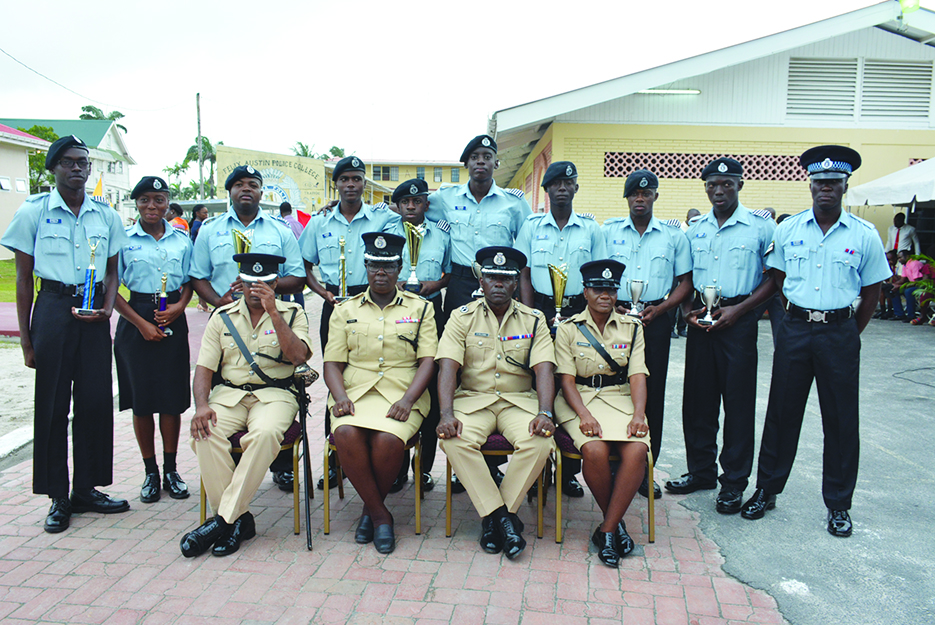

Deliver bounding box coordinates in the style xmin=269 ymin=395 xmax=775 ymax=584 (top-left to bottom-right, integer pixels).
xmin=404 ymin=283 xmax=421 ymax=293
xmin=75 ymin=308 xmax=97 ymax=316
xmin=698 ymin=318 xmax=717 ymax=326
xmin=333 ymin=296 xmax=349 ymax=304
xmin=625 ymin=311 xmax=643 ymax=318
xmin=161 ymin=328 xmax=174 ymax=337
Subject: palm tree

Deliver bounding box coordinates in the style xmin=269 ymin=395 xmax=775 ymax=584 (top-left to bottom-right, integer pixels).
xmin=292 ymin=141 xmax=314 ymax=158
xmin=79 ymin=105 xmax=128 ymax=133
xmin=184 ymin=137 xmax=223 ymax=199
xmin=162 ymin=161 xmax=190 ymax=186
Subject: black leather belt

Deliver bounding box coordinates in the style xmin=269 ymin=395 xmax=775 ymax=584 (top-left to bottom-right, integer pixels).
xmin=576 ymin=370 xmax=629 ymax=388
xmin=787 ymin=303 xmax=854 ymax=323
xmin=222 ymin=377 xmax=294 ymax=392
xmin=620 ymin=298 xmax=665 ymax=308
xmin=534 ymin=291 xmax=584 ymax=311
xmin=450 ymin=263 xmax=475 ymax=278
xmin=129 ymin=290 xmax=182 ymax=305
xmin=38 ymin=279 xmax=104 ymax=298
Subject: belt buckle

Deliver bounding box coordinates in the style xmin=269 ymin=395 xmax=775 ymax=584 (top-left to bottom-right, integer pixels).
xmin=561 ymin=296 xmax=570 ymax=308
xmin=591 ymin=375 xmax=602 ymax=389
xmin=807 ymin=310 xmax=827 ymax=323
xmin=74 ymin=283 xmax=86 ymax=297
xmin=242 ymin=384 xmax=255 ymax=392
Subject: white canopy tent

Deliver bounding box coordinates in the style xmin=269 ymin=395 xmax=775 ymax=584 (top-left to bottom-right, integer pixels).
xmin=846 ymin=158 xmax=935 ymax=206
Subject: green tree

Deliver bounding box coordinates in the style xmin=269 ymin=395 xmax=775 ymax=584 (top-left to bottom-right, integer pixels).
xmin=79 ymin=105 xmax=127 ymax=133
xmin=291 ymin=142 xmax=346 ymax=160
xmin=325 ymin=146 xmax=345 ymax=159
xmin=162 ymin=161 xmax=190 ymax=186
xmin=19 ymin=125 xmax=58 ymax=193
xmin=184 ymin=137 xmax=223 ymax=199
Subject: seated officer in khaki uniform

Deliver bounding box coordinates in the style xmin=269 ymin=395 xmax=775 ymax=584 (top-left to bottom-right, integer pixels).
xmin=182 ymin=253 xmax=312 ymax=557
xmin=436 ymin=246 xmax=556 ymax=560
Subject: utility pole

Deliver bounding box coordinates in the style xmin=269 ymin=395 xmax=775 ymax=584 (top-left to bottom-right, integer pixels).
xmin=197 ymin=92 xmax=204 ymax=201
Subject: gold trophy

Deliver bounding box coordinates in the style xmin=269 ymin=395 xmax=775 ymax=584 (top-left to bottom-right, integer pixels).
xmin=698 ymin=285 xmax=721 ymax=326
xmin=627 ymin=279 xmax=646 ymax=317
xmin=402 ymin=221 xmax=425 ymax=293
xmin=336 ymin=236 xmax=348 ymax=302
xmin=471 ymin=261 xmax=484 ymax=299
xmin=548 ymin=263 xmax=568 ymax=327
xmin=232 ymin=228 xmax=253 ymax=254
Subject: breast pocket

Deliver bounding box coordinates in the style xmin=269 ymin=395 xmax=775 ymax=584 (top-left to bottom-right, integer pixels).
xmin=783 ymin=244 xmax=810 ymax=281
xmin=485 ymin=220 xmax=513 ymax=246
xmin=345 ymin=323 xmax=369 ymax=353
xmin=531 ymin=244 xmax=555 ymax=268
xmin=318 ymin=236 xmax=340 ymax=267
xmin=608 ymin=243 xmax=632 ymax=264
xmin=692 ymin=240 xmax=712 ymax=270
xmin=449 ymin=216 xmax=471 ymax=245
xmin=832 ymin=251 xmax=862 ymax=292
xmin=164 ymin=256 xmax=186 ymax=285
xmin=84 ymin=225 xmax=110 ymax=257
xmin=650 ymin=249 xmax=674 ymax=280
xmin=209 ymin=236 xmax=234 ymax=265
xmin=465 ymin=335 xmax=495 ymax=369
xmin=38 ymin=225 xmax=70 ymax=255
xmin=572 ymin=346 xmax=600 ymax=377
xmin=728 ymin=237 xmax=758 ymax=270
xmin=251 ymin=235 xmax=280 ymax=255
xmin=417 ymin=256 xmax=443 ymax=281
xmin=570 ymin=243 xmax=592 ymax=268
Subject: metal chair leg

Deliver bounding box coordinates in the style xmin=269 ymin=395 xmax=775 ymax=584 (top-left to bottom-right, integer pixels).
xmin=647 ymin=450 xmax=655 ymax=544
xmin=555 ymin=452 xmax=563 ymax=544
xmin=446 ymin=460 xmax=452 ymax=537
xmin=323 ymin=445 xmax=331 ymax=535
xmin=414 ymin=437 xmax=422 ymax=535
xmin=200 ymin=477 xmax=207 ymax=525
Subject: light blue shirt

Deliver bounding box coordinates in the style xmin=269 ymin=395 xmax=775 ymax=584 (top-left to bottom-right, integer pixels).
xmin=299 ymin=203 xmax=400 ymax=287
xmin=118 ymin=219 xmax=193 ymax=293
xmin=603 ymin=216 xmax=693 ymax=302
xmin=767 ymin=209 xmax=891 ymax=310
xmin=190 ymin=207 xmax=304 ymax=298
xmin=514 ymin=210 xmax=606 ymax=296
xmin=425 ymin=182 xmax=531 ymax=266
xmin=1 ymin=189 xmax=129 ymax=284
xmin=388 ymin=220 xmax=452 ymax=298
xmin=685 ymin=204 xmax=775 ymax=299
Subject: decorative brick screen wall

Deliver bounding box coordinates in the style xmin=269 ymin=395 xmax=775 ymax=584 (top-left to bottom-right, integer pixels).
xmin=909 ymin=158 xmax=925 ymax=166
xmin=604 ymin=152 xmax=808 ymax=181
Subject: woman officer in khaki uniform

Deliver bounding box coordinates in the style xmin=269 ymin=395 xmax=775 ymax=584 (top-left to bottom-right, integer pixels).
xmin=323 ymin=232 xmax=438 ymax=554
xmin=554 ymin=259 xmax=650 ymax=569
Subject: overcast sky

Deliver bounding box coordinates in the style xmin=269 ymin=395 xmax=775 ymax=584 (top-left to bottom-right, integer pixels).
xmin=4 ymin=0 xmax=926 ymax=184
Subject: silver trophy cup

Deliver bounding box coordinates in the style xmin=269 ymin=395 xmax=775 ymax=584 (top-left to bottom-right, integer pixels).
xmin=698 ymin=285 xmax=721 ymax=326
xmin=627 ymin=279 xmax=645 ymax=316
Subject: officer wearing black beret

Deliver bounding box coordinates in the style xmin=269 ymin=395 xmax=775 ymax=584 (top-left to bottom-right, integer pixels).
xmin=391 ymin=178 xmax=429 ymax=204
xmin=224 ymin=165 xmax=264 ymax=191
xmin=45 ymin=135 xmax=89 ymax=170
xmin=130 ymin=176 xmax=170 ymax=199
xmin=459 ymin=135 xmax=498 ymax=165
xmin=332 ymin=156 xmax=367 ymax=181
xmin=700 ymin=157 xmax=743 ymax=180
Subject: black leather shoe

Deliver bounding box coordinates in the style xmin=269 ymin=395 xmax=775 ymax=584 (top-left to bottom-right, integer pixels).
xmin=562 ymin=476 xmax=584 ymax=498
xmin=373 ymin=524 xmax=395 ymax=554
xmin=389 ymin=473 xmax=408 ymax=494
xmin=317 ymin=467 xmax=343 ymax=490
xmin=70 ymin=489 xmax=130 ymax=514
xmin=716 ymin=489 xmax=744 ymax=514
xmin=140 ymin=472 xmax=161 ymax=503
xmin=740 ymin=489 xmax=777 ymax=520
xmin=355 ymin=514 xmax=374 ymax=544
xmin=450 ymin=473 xmax=466 ymax=494
xmin=827 ymin=509 xmax=853 ymax=537
xmin=163 ymin=471 xmax=189 ymax=499
xmin=272 ymin=471 xmax=294 ymax=493
xmin=496 ymin=514 xmax=526 ymax=560
xmin=480 ymin=515 xmax=503 ymax=554
xmin=212 ymin=512 xmax=256 ymax=556
xmin=638 ymin=475 xmax=662 ymax=499
xmin=180 ymin=516 xmax=226 ymax=557
xmin=44 ymin=498 xmax=71 ymax=534
xmin=614 ymin=521 xmax=634 ymax=556
xmin=421 ymin=473 xmax=435 ymax=492
xmin=664 ymin=473 xmax=717 ymax=494
xmin=592 ymin=527 xmax=619 ymax=568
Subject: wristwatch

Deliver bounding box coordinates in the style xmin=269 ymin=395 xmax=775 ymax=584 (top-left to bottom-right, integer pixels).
xmin=537 ymin=410 xmax=554 ymax=421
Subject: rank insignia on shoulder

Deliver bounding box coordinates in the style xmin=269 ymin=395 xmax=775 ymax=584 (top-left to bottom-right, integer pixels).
xmin=505 ymin=188 xmax=525 ymax=199
xmin=765 ymin=241 xmax=775 ymax=255
xmin=373 ymin=202 xmax=389 ymax=210
xmin=435 ymin=219 xmax=451 ymax=233
xmin=579 ymin=212 xmax=596 ymax=220
xmin=459 ymin=305 xmax=469 ymax=313
xmin=752 ymin=209 xmax=773 ymax=220
xmin=664 ymin=218 xmax=681 ymax=228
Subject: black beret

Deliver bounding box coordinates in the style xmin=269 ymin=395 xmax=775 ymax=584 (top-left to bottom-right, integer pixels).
xmin=800 ymin=145 xmax=861 ymax=179
xmin=580 ymin=259 xmax=626 ymax=289
xmin=701 ymin=157 xmax=743 ymax=180
xmin=459 ymin=135 xmax=497 ymax=164
xmin=130 ymin=176 xmax=170 ymax=199
xmin=225 ymin=164 xmax=263 ymax=191
xmin=541 ymin=161 xmax=578 ymax=189
xmin=623 ymin=170 xmax=659 ymax=197
xmin=476 ymin=246 xmax=526 ymax=275
xmin=362 ymin=232 xmax=405 ymax=262
xmin=392 ymin=178 xmax=429 ymax=204
xmin=332 ymin=156 xmax=366 ymax=181
xmin=45 ymin=135 xmax=89 ymax=170
xmin=233 ymin=253 xmax=285 ymax=281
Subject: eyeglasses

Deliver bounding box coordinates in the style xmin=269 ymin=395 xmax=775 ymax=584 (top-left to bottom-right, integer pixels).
xmin=58 ymin=158 xmax=91 ymax=170
xmin=365 ymin=262 xmax=399 ymax=274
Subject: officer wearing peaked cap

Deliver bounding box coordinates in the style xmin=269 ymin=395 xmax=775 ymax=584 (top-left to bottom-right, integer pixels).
xmin=742 ymin=146 xmax=890 ymax=538
xmin=602 ymin=169 xmax=693 ymax=500
xmin=667 ymin=157 xmax=777 ymax=516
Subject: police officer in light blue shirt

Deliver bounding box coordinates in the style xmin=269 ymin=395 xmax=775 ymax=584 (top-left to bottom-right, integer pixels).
xmin=425 ymin=135 xmax=531 ymax=320
xmin=602 ymin=169 xmax=693 ymax=500
xmin=190 ymin=165 xmax=305 ymax=308
xmin=666 ymin=158 xmax=778 ymax=518
xmin=515 ymin=161 xmax=605 ymax=328
xmin=1 ymin=135 xmax=131 ymax=533
xmin=743 ymin=146 xmax=891 ymax=538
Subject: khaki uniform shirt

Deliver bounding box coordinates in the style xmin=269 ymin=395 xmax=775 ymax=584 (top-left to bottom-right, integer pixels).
xmin=436 ymin=299 xmax=555 ymax=415
xmin=324 ymin=288 xmax=438 ymax=414
xmin=196 ymin=298 xmax=312 ymax=407
xmin=554 ymin=308 xmax=649 ymax=424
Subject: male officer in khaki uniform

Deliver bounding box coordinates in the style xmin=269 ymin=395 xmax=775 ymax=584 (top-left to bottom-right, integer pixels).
xmin=436 ymin=246 xmax=556 ymax=560
xmin=181 ymin=253 xmax=312 ymax=558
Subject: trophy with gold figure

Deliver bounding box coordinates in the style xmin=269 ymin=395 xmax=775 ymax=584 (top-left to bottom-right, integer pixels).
xmin=548 ymin=263 xmax=569 ymax=329
xmin=76 ymin=237 xmax=101 ymax=315
xmin=158 ymin=273 xmax=174 ymax=337
xmin=402 ymin=221 xmax=425 ymax=293
xmin=231 ymin=229 xmax=253 ymax=299
xmin=336 ymin=236 xmax=349 ymax=302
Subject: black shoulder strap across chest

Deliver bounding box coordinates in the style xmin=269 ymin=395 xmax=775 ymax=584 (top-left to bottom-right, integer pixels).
xmin=505 ymin=315 xmax=539 ymax=372
xmin=398 ymin=301 xmax=430 ymax=353
xmin=574 ymin=321 xmax=628 ymax=374
xmin=219 ymin=308 xmax=297 ymax=385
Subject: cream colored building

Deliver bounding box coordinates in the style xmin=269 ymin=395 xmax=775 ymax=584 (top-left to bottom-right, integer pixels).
xmin=0 ymin=124 xmax=50 ymax=260
xmin=365 ymin=159 xmax=465 ymax=205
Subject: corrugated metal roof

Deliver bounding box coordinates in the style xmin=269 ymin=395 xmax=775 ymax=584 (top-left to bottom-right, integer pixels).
xmin=0 ymin=118 xmax=113 ymax=148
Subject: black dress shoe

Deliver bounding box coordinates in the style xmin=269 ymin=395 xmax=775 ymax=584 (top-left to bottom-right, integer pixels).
xmin=389 ymin=473 xmax=408 ymax=494
xmin=495 ymin=514 xmax=526 ymax=560
xmin=562 ymin=476 xmax=584 ymax=498
xmin=317 ymin=467 xmax=343 ymax=490
xmin=212 ymin=512 xmax=256 ymax=556
xmin=664 ymin=473 xmax=717 ymax=494
xmin=827 ymin=509 xmax=853 ymax=537
xmin=180 ymin=516 xmax=226 ymax=557
xmin=480 ymin=515 xmax=503 ymax=554
xmin=614 ymin=521 xmax=634 ymax=556
xmin=421 ymin=473 xmax=435 ymax=492
xmin=592 ymin=527 xmax=619 ymax=568
xmin=70 ymin=489 xmax=130 ymax=514
xmin=373 ymin=524 xmax=395 ymax=554
xmin=140 ymin=472 xmax=161 ymax=504
xmin=716 ymin=489 xmax=744 ymax=514
xmin=355 ymin=515 xmax=374 ymax=544
xmin=740 ymin=489 xmax=777 ymax=520
xmin=44 ymin=498 xmax=71 ymax=534
xmin=272 ymin=471 xmax=294 ymax=493
xmin=450 ymin=473 xmax=466 ymax=494
xmin=163 ymin=471 xmax=189 ymax=499
xmin=638 ymin=475 xmax=662 ymax=499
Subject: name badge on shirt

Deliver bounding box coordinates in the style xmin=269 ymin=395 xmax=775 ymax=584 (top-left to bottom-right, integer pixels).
xmin=217 ymin=230 xmax=228 ymax=236
xmin=474 ymin=332 xmax=489 ymax=337
xmin=322 ymin=232 xmax=333 ymax=238
xmin=536 ymin=235 xmax=549 ymax=241
xmin=46 ymin=218 xmax=62 ymax=224
xmin=576 ymin=342 xmax=591 ymax=347
xmin=612 ymin=239 xmax=625 ymax=245
xmin=346 ymin=319 xmax=357 ymax=323
xmin=790 ymin=240 xmax=805 ymax=246
xmin=694 ymin=233 xmax=706 ymax=238
xmin=127 ymin=245 xmax=142 ymax=251
xmin=454 ymin=206 xmax=468 ymax=211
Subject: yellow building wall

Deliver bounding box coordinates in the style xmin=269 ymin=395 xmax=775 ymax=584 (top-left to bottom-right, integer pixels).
xmin=508 ymin=123 xmax=935 ymax=236
xmin=367 ymin=162 xmax=465 ymax=201
xmin=217 ymin=146 xmax=327 ymax=211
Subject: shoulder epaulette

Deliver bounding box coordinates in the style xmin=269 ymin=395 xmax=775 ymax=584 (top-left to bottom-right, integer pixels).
xmin=752 ymin=209 xmax=774 ymax=220
xmin=504 ymin=188 xmax=525 ymax=199
xmin=457 ymin=299 xmax=481 ymax=314
xmin=525 ymin=212 xmax=547 ymax=221
xmin=373 ymin=202 xmax=389 ymax=211
xmin=26 ymin=192 xmax=50 ymax=202
xmin=579 ymin=212 xmax=596 ymax=220
xmin=663 ymin=218 xmax=681 ymax=228
xmin=91 ymin=198 xmax=111 ymax=209
xmin=435 ymin=219 xmax=451 ymax=233
xmin=603 ymin=216 xmax=625 ymax=225
xmin=850 ymin=214 xmax=876 ymax=230
xmin=216 ymin=300 xmax=239 ymax=314
xmin=202 ymin=214 xmax=224 ymax=226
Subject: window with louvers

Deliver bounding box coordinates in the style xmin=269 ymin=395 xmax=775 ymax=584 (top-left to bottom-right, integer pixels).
xmin=786 ymin=58 xmax=858 ymax=118
xmin=860 ymin=60 xmax=932 ymax=120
